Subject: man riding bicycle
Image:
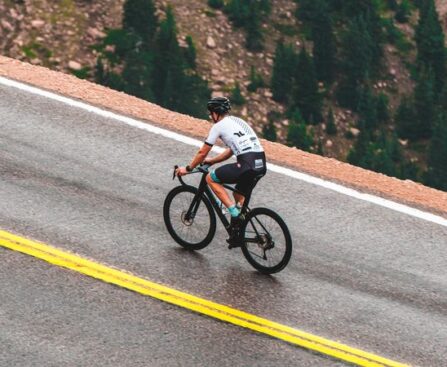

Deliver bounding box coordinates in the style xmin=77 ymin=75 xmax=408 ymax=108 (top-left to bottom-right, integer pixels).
xmin=176 ymin=96 xmax=267 ymax=246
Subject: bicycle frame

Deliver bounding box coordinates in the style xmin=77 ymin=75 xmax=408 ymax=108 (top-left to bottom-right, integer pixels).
xmin=175 ymin=166 xmax=253 ymax=234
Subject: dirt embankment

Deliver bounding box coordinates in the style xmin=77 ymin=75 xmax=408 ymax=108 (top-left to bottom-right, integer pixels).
xmin=0 ymin=55 xmax=446 ymax=218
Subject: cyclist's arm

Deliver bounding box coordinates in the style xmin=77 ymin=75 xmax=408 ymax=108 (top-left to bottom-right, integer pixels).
xmin=188 ymin=143 xmax=212 ymax=169
xmin=205 ymin=148 xmax=232 ymax=165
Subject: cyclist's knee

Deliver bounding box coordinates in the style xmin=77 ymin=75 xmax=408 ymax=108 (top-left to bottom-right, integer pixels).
xmin=207 ymin=170 xmax=221 ymax=184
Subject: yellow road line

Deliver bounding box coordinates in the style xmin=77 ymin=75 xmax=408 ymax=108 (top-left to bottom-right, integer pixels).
xmin=0 ymin=229 xmax=409 ymax=367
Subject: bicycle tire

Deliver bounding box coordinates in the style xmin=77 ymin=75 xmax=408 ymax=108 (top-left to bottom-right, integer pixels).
xmin=240 ymin=207 xmax=292 ymax=274
xmin=163 ymin=185 xmax=216 ymax=250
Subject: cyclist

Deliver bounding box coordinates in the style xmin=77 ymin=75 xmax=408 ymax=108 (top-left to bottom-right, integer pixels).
xmin=176 ymin=96 xmax=267 ymax=247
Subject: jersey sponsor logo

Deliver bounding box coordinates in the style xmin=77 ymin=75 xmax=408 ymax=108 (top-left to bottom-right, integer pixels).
xmin=234 ymin=131 xmax=246 ymax=137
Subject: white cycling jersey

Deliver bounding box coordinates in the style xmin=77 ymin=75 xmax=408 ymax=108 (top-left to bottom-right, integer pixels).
xmin=205 ymin=116 xmax=264 ymax=156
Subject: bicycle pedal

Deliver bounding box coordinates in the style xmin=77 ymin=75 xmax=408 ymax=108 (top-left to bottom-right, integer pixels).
xmin=226 ymin=238 xmax=242 ymax=249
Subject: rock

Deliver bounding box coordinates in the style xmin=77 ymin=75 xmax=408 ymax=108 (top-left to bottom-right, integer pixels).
xmin=68 ymin=61 xmax=82 ymax=71
xmin=30 ymin=58 xmax=42 ymax=65
xmin=31 ymin=20 xmax=45 ymax=28
xmin=211 ymin=69 xmax=219 ymax=76
xmin=87 ymin=27 xmax=106 ymax=39
xmin=10 ymin=8 xmax=19 ymax=19
xmin=350 ymin=127 xmax=360 ymax=137
xmin=326 ymin=140 xmax=333 ymax=147
xmin=390 ymin=68 xmax=397 ymax=76
xmin=266 ymin=58 xmax=273 ymax=66
xmin=1 ymin=20 xmax=13 ymax=32
xmin=399 ymin=139 xmax=408 ymax=146
xmin=264 ymin=90 xmax=273 ymax=98
xmin=206 ymin=36 xmax=216 ymax=48
xmin=241 ymin=107 xmax=248 ymax=116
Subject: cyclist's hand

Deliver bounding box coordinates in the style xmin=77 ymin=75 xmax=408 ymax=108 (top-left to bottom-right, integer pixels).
xmin=175 ymin=166 xmax=188 ymax=176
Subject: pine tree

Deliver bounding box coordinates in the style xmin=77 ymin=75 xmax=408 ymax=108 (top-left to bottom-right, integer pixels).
xmin=376 ymin=92 xmax=390 ymax=123
xmin=291 ymin=47 xmax=322 ymax=123
xmin=225 ymin=0 xmax=270 ymax=51
xmin=395 ymin=97 xmax=419 ymax=141
xmin=231 ymin=82 xmax=245 ymax=105
xmin=245 ymin=8 xmax=264 ymax=51
xmin=347 ymin=120 xmax=373 ymax=167
xmin=415 ymin=0 xmax=446 ymax=93
xmin=311 ymin=0 xmax=337 ymax=85
xmin=184 ymin=35 xmax=196 ymax=69
xmin=395 ymin=0 xmax=411 ymax=23
xmin=153 ymin=7 xmax=210 ymax=117
xmin=425 ymin=112 xmax=447 ymax=190
xmin=123 ymin=0 xmax=158 ymax=48
xmin=357 ymin=86 xmax=378 ymax=131
xmin=295 ymin=0 xmax=320 ymax=24
xmin=271 ymin=41 xmax=297 ymax=103
xmin=153 ymin=6 xmax=181 ymax=106
xmin=208 ymin=0 xmax=224 ymax=9
xmin=247 ymin=66 xmax=265 ymax=92
xmin=326 ymin=108 xmax=337 ymax=135
xmin=262 ymin=121 xmax=277 ymax=142
xmin=414 ymin=67 xmax=436 ymax=139
xmin=287 ymin=110 xmax=313 ymax=151
xmin=337 ymin=15 xmax=374 ymax=109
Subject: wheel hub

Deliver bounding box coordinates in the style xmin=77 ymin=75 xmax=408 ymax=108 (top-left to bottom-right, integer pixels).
xmin=258 ymin=233 xmax=274 ymax=250
xmin=181 ymin=211 xmax=193 ymax=226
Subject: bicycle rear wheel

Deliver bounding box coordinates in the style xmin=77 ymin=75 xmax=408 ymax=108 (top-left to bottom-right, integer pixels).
xmin=241 ymin=207 xmax=292 ymax=274
xmin=163 ymin=185 xmax=216 ymax=250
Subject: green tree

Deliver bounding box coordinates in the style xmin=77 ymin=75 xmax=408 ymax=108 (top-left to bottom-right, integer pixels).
xmin=413 ymin=68 xmax=436 ymax=139
xmin=395 ymin=0 xmax=411 ymax=23
xmin=262 ymin=121 xmax=277 ymax=142
xmin=326 ymin=108 xmax=337 ymax=135
xmin=376 ymin=92 xmax=390 ymax=123
xmin=231 ymin=82 xmax=246 ymax=105
xmin=184 ymin=35 xmax=196 ymax=69
xmin=347 ymin=120 xmax=374 ymax=168
xmin=415 ymin=0 xmax=446 ymax=93
xmin=287 ymin=110 xmax=314 ymax=151
xmin=295 ymin=0 xmax=320 ymax=24
xmin=425 ymin=111 xmax=447 ymax=190
xmin=153 ymin=7 xmax=210 ymax=117
xmin=291 ymin=47 xmax=322 ymax=123
xmin=271 ymin=41 xmax=297 ymax=103
xmin=225 ymin=0 xmax=270 ymax=51
xmin=395 ymin=97 xmax=419 ymax=141
xmin=247 ymin=66 xmax=265 ymax=92
xmin=123 ymin=0 xmax=158 ymax=48
xmin=208 ymin=0 xmax=224 ymax=9
xmin=311 ymin=0 xmax=337 ymax=85
xmin=337 ymin=15 xmax=374 ymax=109
xmin=357 ymin=86 xmax=378 ymax=131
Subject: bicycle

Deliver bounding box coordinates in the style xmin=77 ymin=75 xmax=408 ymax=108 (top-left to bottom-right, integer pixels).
xmin=163 ymin=164 xmax=292 ymax=274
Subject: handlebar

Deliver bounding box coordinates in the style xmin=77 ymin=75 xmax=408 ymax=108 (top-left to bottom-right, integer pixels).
xmin=172 ymin=164 xmax=211 ymax=185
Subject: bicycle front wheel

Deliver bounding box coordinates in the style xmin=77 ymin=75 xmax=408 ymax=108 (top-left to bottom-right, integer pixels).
xmin=241 ymin=207 xmax=292 ymax=274
xmin=163 ymin=185 xmax=216 ymax=250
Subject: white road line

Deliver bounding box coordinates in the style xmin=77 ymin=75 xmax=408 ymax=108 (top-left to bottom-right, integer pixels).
xmin=1 ymin=76 xmax=446 ymax=227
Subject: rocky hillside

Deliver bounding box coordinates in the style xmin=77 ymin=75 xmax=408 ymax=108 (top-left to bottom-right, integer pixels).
xmin=1 ymin=0 xmax=447 ymax=163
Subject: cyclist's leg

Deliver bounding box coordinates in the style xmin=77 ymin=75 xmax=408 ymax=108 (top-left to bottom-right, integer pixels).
xmin=206 ymin=173 xmax=233 ymax=208
xmin=206 ymin=162 xmax=241 ymax=209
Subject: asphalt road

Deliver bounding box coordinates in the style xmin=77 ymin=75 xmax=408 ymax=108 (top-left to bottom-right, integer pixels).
xmin=1 ymin=84 xmax=446 ymax=366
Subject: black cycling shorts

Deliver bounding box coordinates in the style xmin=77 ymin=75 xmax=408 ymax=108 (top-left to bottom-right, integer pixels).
xmin=212 ymin=152 xmax=267 ymax=197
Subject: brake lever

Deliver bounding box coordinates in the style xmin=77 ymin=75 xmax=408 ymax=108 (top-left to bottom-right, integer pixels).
xmin=173 ymin=165 xmax=178 ymax=180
